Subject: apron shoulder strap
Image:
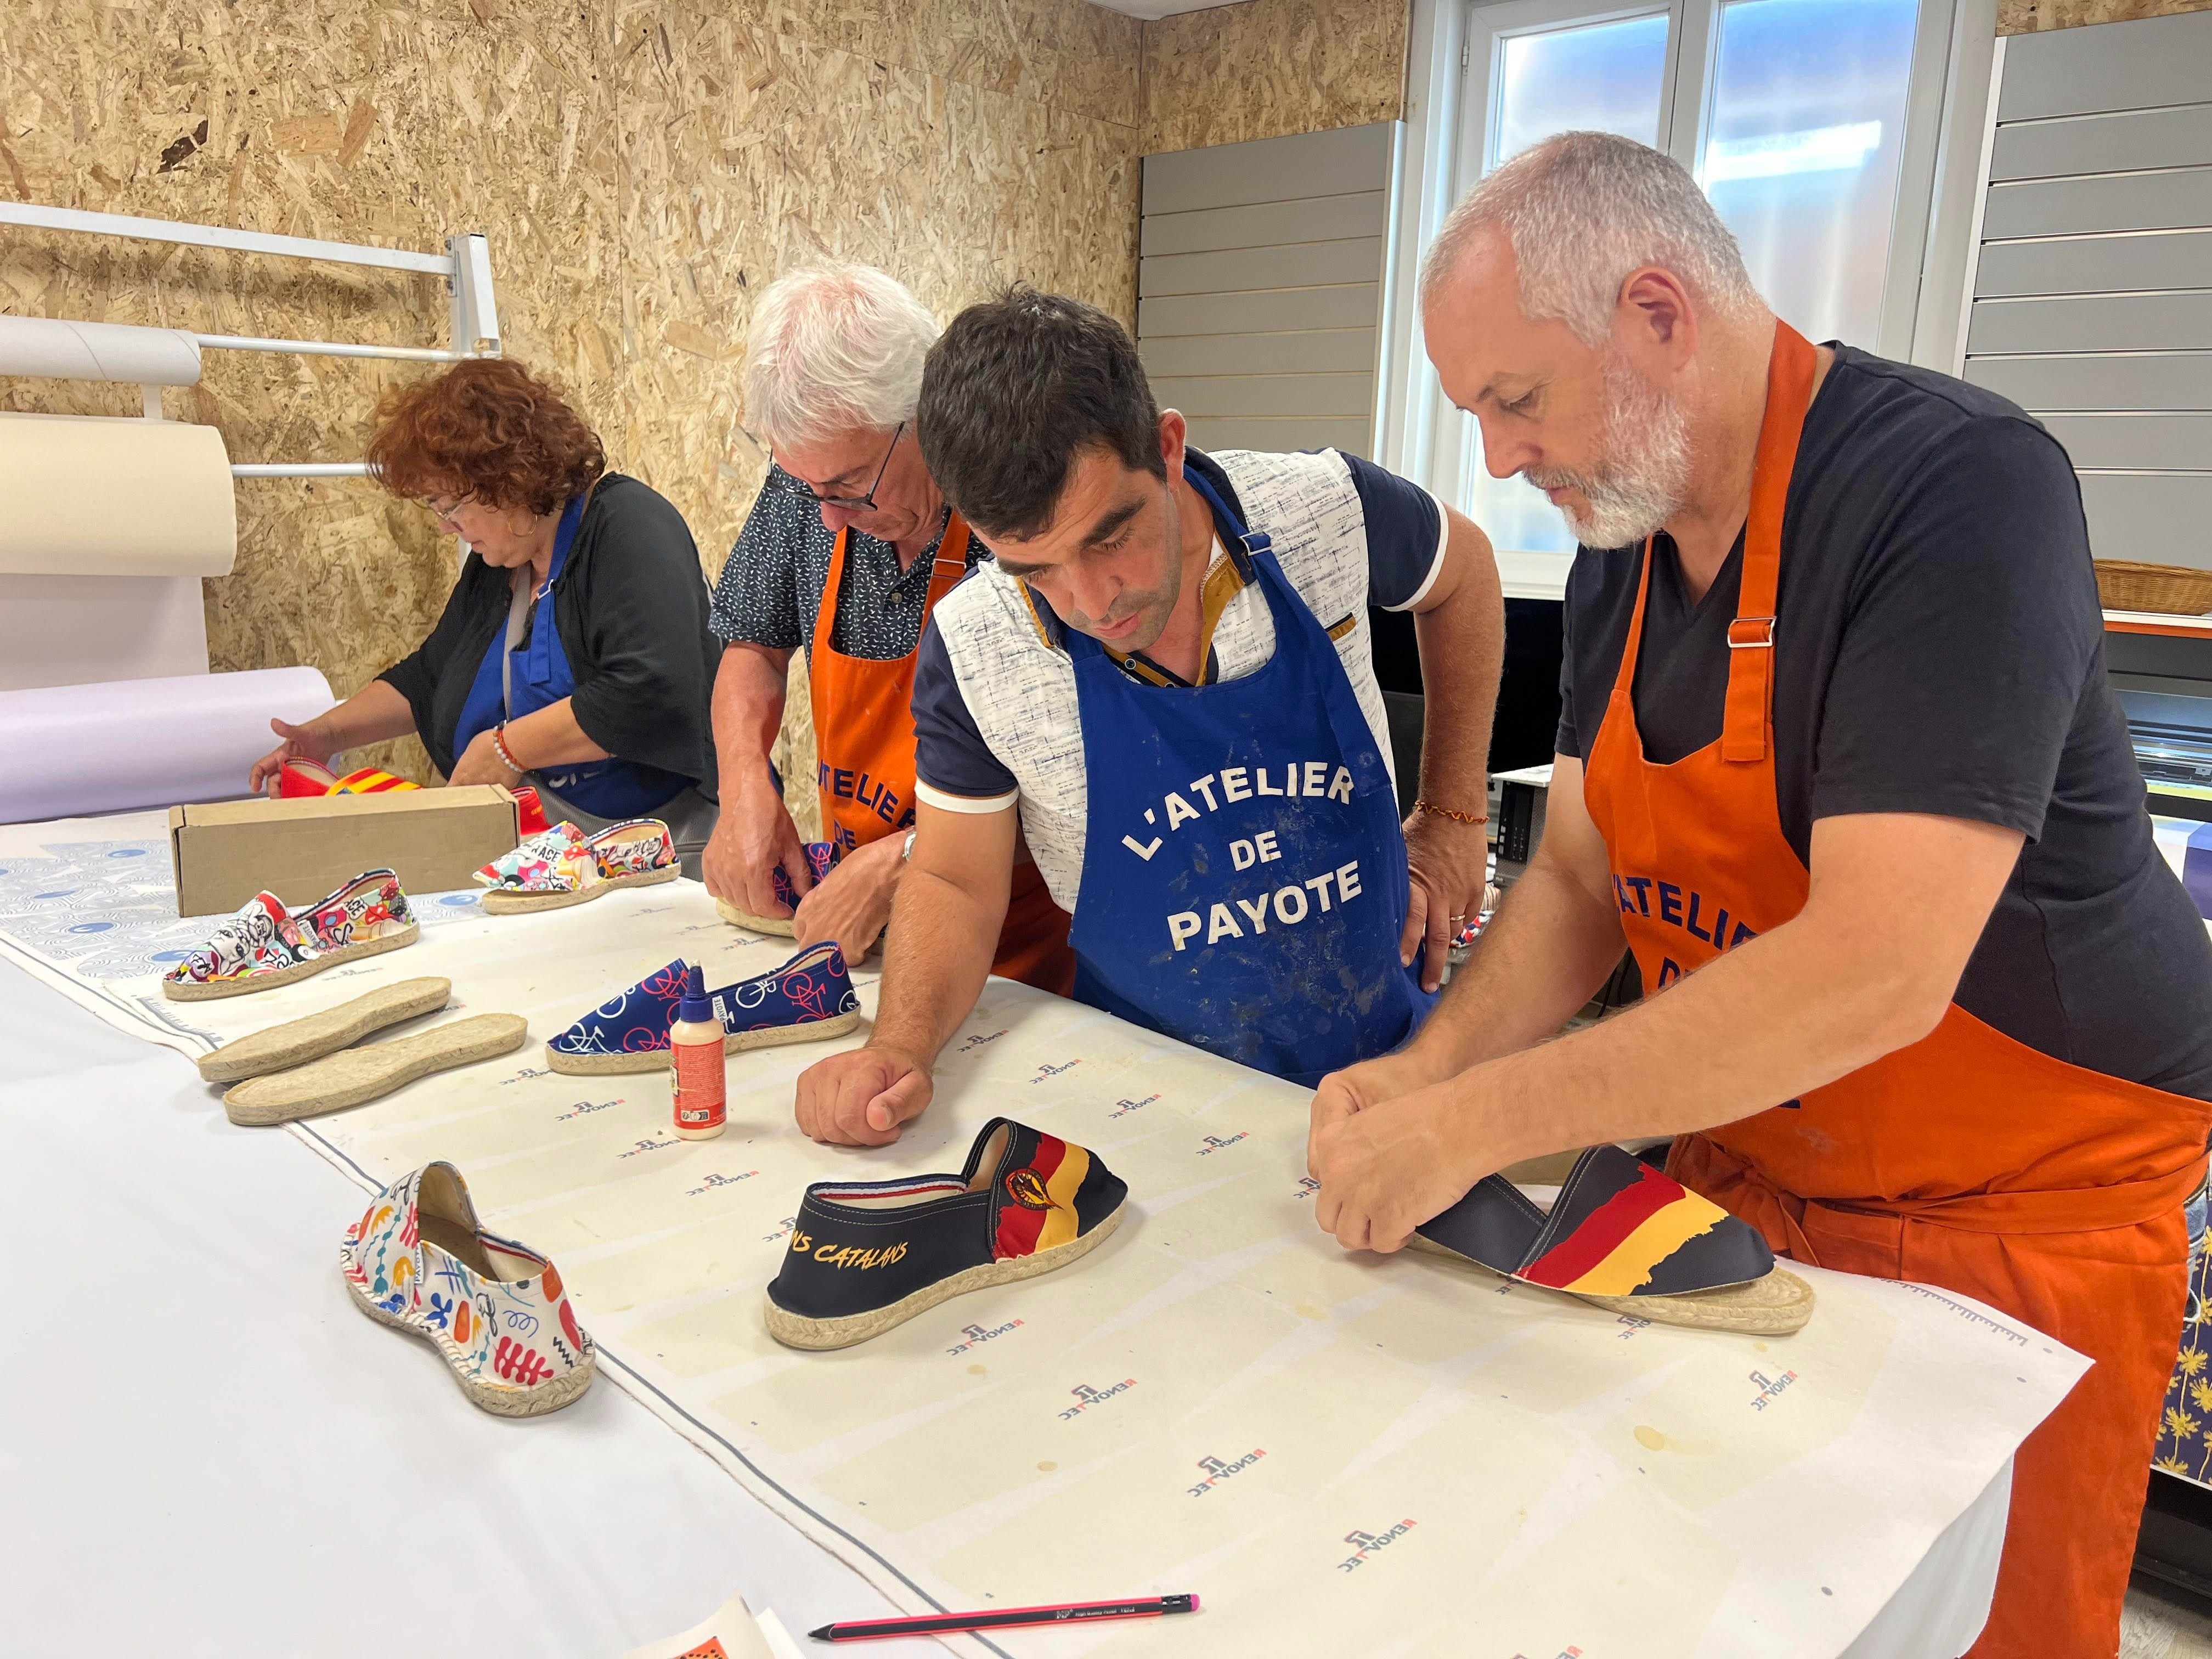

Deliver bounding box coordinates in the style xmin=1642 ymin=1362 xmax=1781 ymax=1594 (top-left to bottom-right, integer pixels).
xmin=1720 ymin=323 xmax=1817 ymax=765
xmin=923 ymin=511 xmax=973 ymax=613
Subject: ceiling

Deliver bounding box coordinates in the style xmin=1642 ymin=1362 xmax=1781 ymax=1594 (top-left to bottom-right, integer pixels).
xmin=1085 ymin=0 xmax=1251 ymax=18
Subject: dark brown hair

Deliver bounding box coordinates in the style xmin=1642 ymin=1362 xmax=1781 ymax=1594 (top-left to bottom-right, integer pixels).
xmin=918 ymin=287 xmax=1163 ymax=539
xmin=367 ymin=358 xmax=605 ymax=515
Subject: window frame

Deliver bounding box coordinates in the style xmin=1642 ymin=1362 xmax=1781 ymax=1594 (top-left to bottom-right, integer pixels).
xmin=1375 ymin=0 xmax=1986 ymax=599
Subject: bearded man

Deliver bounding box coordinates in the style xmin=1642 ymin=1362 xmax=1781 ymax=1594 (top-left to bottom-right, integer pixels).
xmin=1306 ymin=131 xmax=2212 ymax=1658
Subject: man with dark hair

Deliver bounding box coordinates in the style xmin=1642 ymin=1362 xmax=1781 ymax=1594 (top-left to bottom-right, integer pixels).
xmin=793 ymin=287 xmax=1506 ymax=1144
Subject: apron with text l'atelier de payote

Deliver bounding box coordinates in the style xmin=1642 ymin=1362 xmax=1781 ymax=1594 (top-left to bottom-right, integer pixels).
xmin=1063 ymin=465 xmax=1433 ymax=1089
xmin=808 ymin=513 xmax=1073 ymax=993
xmin=1581 ymin=320 xmax=2209 ymax=1657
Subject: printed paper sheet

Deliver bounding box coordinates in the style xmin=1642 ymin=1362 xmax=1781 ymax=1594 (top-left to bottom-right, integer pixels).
xmin=0 ymin=812 xmax=2088 ymax=1657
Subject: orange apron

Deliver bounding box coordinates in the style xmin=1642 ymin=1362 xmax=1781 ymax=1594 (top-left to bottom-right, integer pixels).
xmin=1581 ymin=321 xmax=2209 ymax=1657
xmin=809 ymin=516 xmax=1074 ymax=996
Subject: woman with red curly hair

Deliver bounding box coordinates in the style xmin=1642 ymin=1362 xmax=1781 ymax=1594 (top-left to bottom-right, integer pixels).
xmin=249 ymin=358 xmax=720 ymax=850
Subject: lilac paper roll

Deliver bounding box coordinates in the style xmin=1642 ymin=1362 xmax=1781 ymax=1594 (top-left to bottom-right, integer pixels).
xmin=0 ymin=667 xmax=334 ymax=824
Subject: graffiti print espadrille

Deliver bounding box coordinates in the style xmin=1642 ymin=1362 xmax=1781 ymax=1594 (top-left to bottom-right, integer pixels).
xmin=476 ymin=819 xmax=678 ymax=915
xmin=340 ymin=1162 xmax=595 ymax=1416
xmin=162 ymin=870 xmax=417 ymax=1001
xmin=765 ymin=1118 xmax=1127 ymax=1351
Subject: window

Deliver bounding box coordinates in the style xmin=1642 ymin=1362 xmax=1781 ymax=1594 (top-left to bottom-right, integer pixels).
xmin=1379 ymin=0 xmax=1960 ymax=592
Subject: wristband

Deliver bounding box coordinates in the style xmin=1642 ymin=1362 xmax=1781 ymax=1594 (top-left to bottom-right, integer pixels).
xmin=491 ymin=724 xmax=523 ymax=775
xmin=1413 ymin=797 xmax=1488 ymax=827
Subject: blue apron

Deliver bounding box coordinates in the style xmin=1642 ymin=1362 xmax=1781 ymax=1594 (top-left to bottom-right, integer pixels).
xmin=454 ymin=494 xmax=687 ymax=820
xmin=1064 ymin=466 xmax=1434 ymax=1087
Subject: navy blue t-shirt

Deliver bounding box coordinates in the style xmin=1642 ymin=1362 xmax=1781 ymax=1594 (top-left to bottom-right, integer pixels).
xmin=1557 ymin=345 xmax=2212 ymax=1099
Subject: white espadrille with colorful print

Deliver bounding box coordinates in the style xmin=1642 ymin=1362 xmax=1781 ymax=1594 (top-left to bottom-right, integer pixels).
xmin=338 ymin=1162 xmax=595 ymax=1417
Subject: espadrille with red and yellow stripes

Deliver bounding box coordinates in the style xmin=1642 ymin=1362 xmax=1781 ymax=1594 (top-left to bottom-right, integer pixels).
xmin=764 ymin=1118 xmax=1127 ymax=1350
xmin=1414 ymin=1144 xmax=1814 ymax=1334
xmin=278 ymin=758 xmax=421 ymax=798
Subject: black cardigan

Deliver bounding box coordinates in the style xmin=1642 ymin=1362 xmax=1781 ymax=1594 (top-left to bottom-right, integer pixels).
xmin=380 ymin=473 xmax=720 ymax=797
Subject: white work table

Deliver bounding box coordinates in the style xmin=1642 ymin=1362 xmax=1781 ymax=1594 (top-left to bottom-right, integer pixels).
xmin=0 ymin=955 xmax=2017 ymax=1658
xmin=0 ymin=800 xmax=2047 ymax=1658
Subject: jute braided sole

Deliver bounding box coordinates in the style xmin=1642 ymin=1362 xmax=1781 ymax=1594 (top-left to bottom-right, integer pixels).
xmin=481 ymin=864 xmax=679 ymax=915
xmin=340 ymin=1260 xmax=595 ymax=1417
xmin=714 ymin=897 xmax=795 ymax=936
xmin=162 ymin=923 xmax=420 ymax=1001
xmin=544 ymin=1008 xmax=863 ymax=1076
xmin=197 ymin=977 xmax=453 ymax=1084
xmin=764 ymin=1203 xmax=1125 ymax=1351
xmin=1408 ymin=1235 xmax=1816 ymax=1335
xmin=224 ymin=1012 xmax=529 ymax=1125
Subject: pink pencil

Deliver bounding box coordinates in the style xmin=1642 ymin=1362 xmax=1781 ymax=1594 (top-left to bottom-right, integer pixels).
xmin=808 ymin=1593 xmax=1200 ymax=1643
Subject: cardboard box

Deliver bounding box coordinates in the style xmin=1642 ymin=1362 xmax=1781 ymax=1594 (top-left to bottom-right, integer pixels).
xmin=168 ymin=786 xmax=521 ymax=917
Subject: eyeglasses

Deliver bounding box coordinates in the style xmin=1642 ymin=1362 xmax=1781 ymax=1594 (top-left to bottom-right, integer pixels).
xmin=419 ymin=492 xmax=476 ymax=528
xmin=768 ymin=423 xmax=904 ymax=514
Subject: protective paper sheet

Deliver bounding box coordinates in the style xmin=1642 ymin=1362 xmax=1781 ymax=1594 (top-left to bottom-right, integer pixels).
xmin=0 ymin=812 xmax=2086 ymax=1659
xmin=0 ymin=667 xmax=331 ymax=823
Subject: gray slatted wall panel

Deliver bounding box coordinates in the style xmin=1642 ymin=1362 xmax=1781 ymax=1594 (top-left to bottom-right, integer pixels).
xmin=1970 ymin=10 xmax=2212 ymax=570
xmin=1138 ymin=123 xmax=1395 ymax=460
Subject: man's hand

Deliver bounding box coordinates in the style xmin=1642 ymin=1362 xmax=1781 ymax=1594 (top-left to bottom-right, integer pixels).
xmin=794 ymin=1045 xmax=934 ymax=1146
xmin=449 ymin=728 xmax=524 ymax=788
xmin=1400 ymin=811 xmax=1492 ymax=992
xmin=1308 ymin=1046 xmax=1458 ymax=1177
xmin=795 ymin=833 xmax=903 ymax=966
xmin=705 ymin=775 xmax=812 ymax=919
xmin=1310 ymin=1081 xmax=1492 ymax=1254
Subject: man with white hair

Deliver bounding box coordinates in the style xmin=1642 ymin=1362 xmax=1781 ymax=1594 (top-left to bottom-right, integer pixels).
xmin=705 ymin=263 xmax=1072 ymax=989
xmin=1307 ymin=131 xmax=2212 ymax=1654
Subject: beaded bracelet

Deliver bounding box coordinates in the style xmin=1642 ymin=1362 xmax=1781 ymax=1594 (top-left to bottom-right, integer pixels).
xmin=1413 ymin=797 xmax=1489 ymax=826
xmin=491 ymin=724 xmax=523 ymax=775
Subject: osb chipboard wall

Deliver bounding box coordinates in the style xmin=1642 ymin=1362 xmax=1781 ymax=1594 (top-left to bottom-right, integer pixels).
xmin=0 ymin=0 xmax=1146 ymax=813
xmin=1139 ymin=0 xmax=1410 ymax=155
xmin=2000 ymin=0 xmax=2212 ymax=29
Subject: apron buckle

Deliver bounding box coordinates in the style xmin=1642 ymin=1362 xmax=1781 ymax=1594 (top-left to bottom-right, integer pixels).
xmin=1726 ymin=616 xmax=1776 ymax=650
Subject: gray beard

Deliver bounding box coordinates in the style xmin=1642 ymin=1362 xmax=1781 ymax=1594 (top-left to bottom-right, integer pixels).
xmin=1530 ymin=350 xmax=1690 ymax=549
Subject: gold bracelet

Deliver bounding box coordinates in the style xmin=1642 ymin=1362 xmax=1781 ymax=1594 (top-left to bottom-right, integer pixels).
xmin=1414 ymin=797 xmax=1489 ymax=826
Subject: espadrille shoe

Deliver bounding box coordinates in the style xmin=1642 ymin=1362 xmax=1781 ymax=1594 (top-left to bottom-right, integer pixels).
xmin=477 ymin=818 xmax=678 ymax=915
xmin=163 ymin=870 xmax=417 ymax=1001
xmin=715 ymin=842 xmax=837 ymax=935
xmin=340 ymin=1161 xmax=595 ymax=1417
xmin=545 ymin=943 xmax=861 ymax=1076
xmin=765 ymin=1118 xmax=1127 ymax=1351
xmin=1413 ymin=1144 xmax=1815 ymax=1335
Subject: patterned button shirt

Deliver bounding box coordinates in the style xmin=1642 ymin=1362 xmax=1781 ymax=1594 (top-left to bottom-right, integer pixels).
xmin=709 ymin=470 xmax=983 ymax=662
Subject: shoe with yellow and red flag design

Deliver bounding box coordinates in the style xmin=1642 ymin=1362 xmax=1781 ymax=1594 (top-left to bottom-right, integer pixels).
xmin=764 ymin=1118 xmax=1127 ymax=1351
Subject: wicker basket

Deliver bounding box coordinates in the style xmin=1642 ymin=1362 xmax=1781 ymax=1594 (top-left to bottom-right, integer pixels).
xmin=2094 ymin=560 xmax=2212 ymax=617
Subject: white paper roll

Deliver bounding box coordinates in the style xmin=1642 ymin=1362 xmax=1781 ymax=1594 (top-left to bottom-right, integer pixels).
xmin=0 ymin=411 xmax=237 ymax=577
xmin=0 ymin=667 xmax=336 ymax=824
xmin=0 ymin=315 xmax=202 ymax=386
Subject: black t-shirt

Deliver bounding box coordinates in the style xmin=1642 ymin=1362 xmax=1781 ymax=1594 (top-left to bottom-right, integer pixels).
xmin=1556 ymin=344 xmax=2212 ymax=1100
xmin=380 ymin=473 xmax=720 ymax=794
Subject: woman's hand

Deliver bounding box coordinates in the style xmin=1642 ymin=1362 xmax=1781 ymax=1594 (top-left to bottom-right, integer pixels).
xmin=795 ymin=833 xmax=905 ymax=968
xmin=449 ymin=727 xmax=524 ymax=788
xmin=249 ymin=716 xmax=337 ymax=795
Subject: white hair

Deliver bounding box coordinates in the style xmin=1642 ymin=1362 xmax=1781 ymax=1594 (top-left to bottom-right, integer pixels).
xmin=1421 ymin=132 xmax=1762 ymax=345
xmin=742 ymin=263 xmax=939 ymax=452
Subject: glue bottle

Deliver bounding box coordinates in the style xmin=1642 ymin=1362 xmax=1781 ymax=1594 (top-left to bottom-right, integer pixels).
xmin=669 ymin=962 xmax=726 ymax=1140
